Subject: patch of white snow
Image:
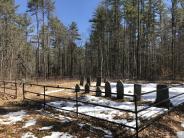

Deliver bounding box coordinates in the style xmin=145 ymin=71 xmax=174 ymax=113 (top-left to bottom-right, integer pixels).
xmin=43 ymin=132 xmax=75 ymax=138
xmin=181 ymin=122 xmax=184 ymax=128
xmin=39 ymin=126 xmax=53 ymax=130
xmin=21 ymin=132 xmax=37 ymax=138
xmin=177 ymin=131 xmax=184 ymax=138
xmin=78 ymin=123 xmax=112 ymax=137
xmin=0 ymin=110 xmax=26 ymax=125
xmin=41 ymin=89 xmax=64 ymax=95
xmin=23 ymin=119 xmax=36 ymax=128
xmin=48 ymin=95 xmax=167 ymax=127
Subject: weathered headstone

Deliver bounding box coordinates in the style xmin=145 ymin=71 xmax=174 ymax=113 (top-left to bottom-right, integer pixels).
xmin=117 ymin=80 xmax=124 ymax=99
xmin=134 ymin=84 xmax=141 ymax=101
xmin=85 ymin=83 xmax=90 ymax=93
xmin=96 ymin=76 xmax=101 ymax=86
xmin=80 ymin=76 xmax=84 ymax=86
xmin=105 ymin=81 xmax=111 ymax=97
xmin=96 ymin=87 xmax=102 ymax=97
xmin=75 ymin=84 xmax=80 ymax=92
xmin=87 ymin=76 xmax=91 ymax=86
xmin=155 ymin=84 xmax=171 ymax=108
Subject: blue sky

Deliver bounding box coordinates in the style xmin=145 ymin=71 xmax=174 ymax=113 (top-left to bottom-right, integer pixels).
xmin=15 ymin=0 xmax=101 ymax=42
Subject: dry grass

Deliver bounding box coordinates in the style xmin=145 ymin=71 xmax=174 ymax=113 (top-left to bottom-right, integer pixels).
xmin=0 ymin=79 xmax=80 ymax=106
xmin=139 ymin=104 xmax=184 ymax=138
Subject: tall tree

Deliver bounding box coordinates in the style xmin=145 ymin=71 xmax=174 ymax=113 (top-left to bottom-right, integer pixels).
xmin=68 ymin=22 xmax=80 ymax=77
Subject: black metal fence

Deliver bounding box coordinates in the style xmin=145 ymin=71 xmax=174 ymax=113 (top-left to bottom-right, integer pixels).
xmin=0 ymin=80 xmax=17 ymax=98
xmin=3 ymin=80 xmax=184 ymax=137
xmin=137 ymin=83 xmax=184 ymax=135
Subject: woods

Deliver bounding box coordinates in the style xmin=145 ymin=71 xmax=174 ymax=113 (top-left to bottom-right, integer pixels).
xmin=86 ymin=0 xmax=184 ymax=80
xmin=0 ymin=0 xmax=183 ymax=81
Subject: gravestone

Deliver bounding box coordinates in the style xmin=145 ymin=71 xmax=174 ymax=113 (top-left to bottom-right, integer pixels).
xmin=155 ymin=84 xmax=171 ymax=108
xmin=87 ymin=76 xmax=91 ymax=86
xmin=96 ymin=87 xmax=102 ymax=97
xmin=80 ymin=76 xmax=84 ymax=86
xmin=117 ymin=80 xmax=124 ymax=99
xmin=75 ymin=84 xmax=80 ymax=92
xmin=85 ymin=83 xmax=90 ymax=93
xmin=134 ymin=84 xmax=141 ymax=101
xmin=105 ymin=81 xmax=111 ymax=97
xmin=96 ymin=76 xmax=101 ymax=86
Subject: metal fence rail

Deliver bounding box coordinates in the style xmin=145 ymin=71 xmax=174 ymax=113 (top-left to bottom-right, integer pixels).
xmin=0 ymin=80 xmax=17 ymax=98
xmin=23 ymin=84 xmax=184 ymax=138
xmin=23 ymin=83 xmax=137 ymax=132
xmin=0 ymin=81 xmax=184 ymax=138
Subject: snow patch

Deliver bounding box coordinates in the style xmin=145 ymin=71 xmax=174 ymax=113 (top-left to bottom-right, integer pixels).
xmin=39 ymin=126 xmax=53 ymax=130
xmin=43 ymin=132 xmax=75 ymax=138
xmin=21 ymin=132 xmax=37 ymax=138
xmin=91 ymin=125 xmax=112 ymax=137
xmin=41 ymin=89 xmax=64 ymax=95
xmin=91 ymin=82 xmax=105 ymax=87
xmin=78 ymin=123 xmax=112 ymax=137
xmin=78 ymin=123 xmax=85 ymax=128
xmin=177 ymin=131 xmax=184 ymax=138
xmin=23 ymin=119 xmax=36 ymax=128
xmin=58 ymin=115 xmax=72 ymax=123
xmin=138 ymin=107 xmax=167 ymax=119
xmin=170 ymin=87 xmax=184 ymax=106
xmin=0 ymin=110 xmax=26 ymax=125
xmin=181 ymin=122 xmax=184 ymax=128
xmin=47 ymin=95 xmax=165 ymax=128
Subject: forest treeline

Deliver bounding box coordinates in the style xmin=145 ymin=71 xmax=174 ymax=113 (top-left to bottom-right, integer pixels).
xmin=0 ymin=0 xmax=183 ymax=81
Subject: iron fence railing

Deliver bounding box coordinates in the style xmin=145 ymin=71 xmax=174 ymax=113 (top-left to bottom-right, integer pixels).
xmin=0 ymin=81 xmax=184 ymax=138
xmin=0 ymin=80 xmax=17 ymax=98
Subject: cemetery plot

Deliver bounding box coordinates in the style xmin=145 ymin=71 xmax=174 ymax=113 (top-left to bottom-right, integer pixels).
xmin=23 ymin=79 xmax=184 ymax=137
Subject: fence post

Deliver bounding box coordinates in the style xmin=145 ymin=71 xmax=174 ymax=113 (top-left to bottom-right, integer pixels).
xmin=75 ymin=84 xmax=80 ymax=117
xmin=134 ymin=94 xmax=139 ymax=138
xmin=15 ymin=82 xmax=17 ymax=99
xmin=23 ymin=83 xmax=25 ymax=101
xmin=3 ymin=81 xmax=5 ymax=94
xmin=43 ymin=86 xmax=46 ymax=109
xmin=105 ymin=81 xmax=111 ymax=97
